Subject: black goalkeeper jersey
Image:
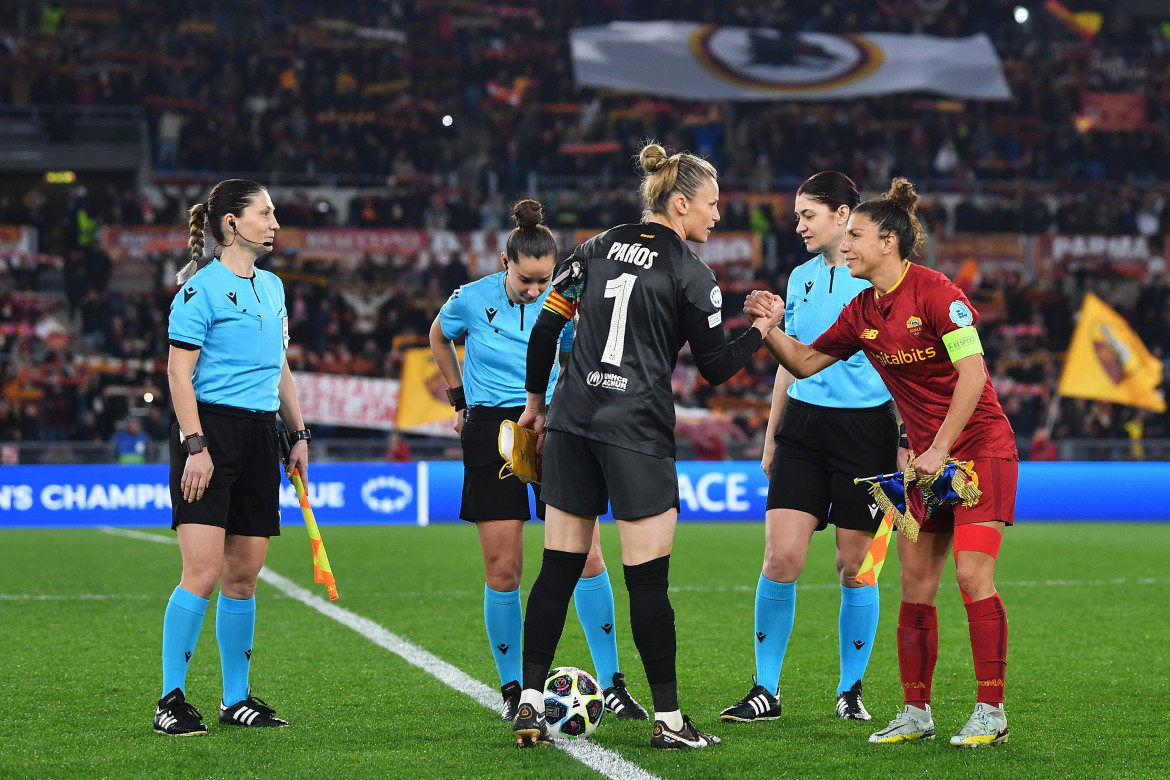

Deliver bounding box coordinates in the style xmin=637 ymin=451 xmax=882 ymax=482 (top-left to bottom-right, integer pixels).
xmin=542 ymin=223 xmax=763 ymax=458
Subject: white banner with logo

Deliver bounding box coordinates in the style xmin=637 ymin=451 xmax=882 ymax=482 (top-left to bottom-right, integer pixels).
xmin=293 ymin=372 xmax=400 ymax=430
xmin=570 ymin=23 xmax=1010 ymax=100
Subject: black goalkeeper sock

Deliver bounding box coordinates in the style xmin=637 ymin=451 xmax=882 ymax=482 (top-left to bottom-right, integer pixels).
xmin=624 ymin=555 xmax=677 ymax=708
xmin=522 ymin=549 xmax=588 ymax=690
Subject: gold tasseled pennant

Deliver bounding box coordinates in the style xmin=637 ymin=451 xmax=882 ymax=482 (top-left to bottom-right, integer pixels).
xmin=898 ymin=456 xmax=921 ymax=541
xmin=952 ymin=460 xmax=983 ymax=507
xmin=865 ymin=480 xmax=908 ymax=534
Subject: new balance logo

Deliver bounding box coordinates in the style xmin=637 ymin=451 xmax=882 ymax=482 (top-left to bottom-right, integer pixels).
xmin=861 ymin=328 xmax=879 ymax=339
xmin=227 ymin=292 xmax=237 ymax=305
xmin=244 ymin=649 xmax=252 ymax=660
xmin=853 ymin=640 xmax=866 ymax=650
xmin=804 ymin=281 xmax=814 ymax=294
xmin=485 ymin=307 xmax=497 ymax=323
xmin=497 ymin=643 xmax=510 ymax=655
xmin=183 ymin=287 xmax=197 ymax=303
xmin=756 ymin=632 xmax=767 ymax=643
xmin=184 ymin=651 xmax=192 ymax=663
xmin=601 ymin=623 xmax=613 ymax=635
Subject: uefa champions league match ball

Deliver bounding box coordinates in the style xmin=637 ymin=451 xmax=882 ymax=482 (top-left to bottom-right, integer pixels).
xmin=543 ymin=666 xmax=605 ymax=738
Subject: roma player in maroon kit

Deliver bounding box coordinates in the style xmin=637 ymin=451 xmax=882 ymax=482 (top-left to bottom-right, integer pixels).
xmin=755 ymin=178 xmax=1016 ymax=748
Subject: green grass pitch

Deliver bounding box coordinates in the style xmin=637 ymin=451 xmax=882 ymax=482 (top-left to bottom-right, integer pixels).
xmin=1 ymin=521 xmax=1167 ymax=779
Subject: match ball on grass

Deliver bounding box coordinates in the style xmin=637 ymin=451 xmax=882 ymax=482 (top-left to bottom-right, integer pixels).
xmin=543 ymin=666 xmax=604 ymax=738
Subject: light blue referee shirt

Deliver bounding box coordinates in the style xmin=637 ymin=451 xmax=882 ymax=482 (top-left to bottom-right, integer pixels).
xmin=168 ymin=259 xmax=288 ymax=412
xmin=439 ymin=271 xmax=574 ymax=407
xmin=786 ymin=255 xmax=891 ymax=409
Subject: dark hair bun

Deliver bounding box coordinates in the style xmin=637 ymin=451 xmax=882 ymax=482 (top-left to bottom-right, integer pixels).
xmin=512 ymin=199 xmax=544 ymax=230
xmin=885 ymin=177 xmax=920 ymax=213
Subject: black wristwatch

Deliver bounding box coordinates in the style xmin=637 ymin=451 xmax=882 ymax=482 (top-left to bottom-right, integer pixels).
xmin=183 ymin=433 xmax=208 ymax=455
xmin=289 ymin=428 xmax=312 ymax=444
xmin=446 ymin=386 xmax=467 ymax=412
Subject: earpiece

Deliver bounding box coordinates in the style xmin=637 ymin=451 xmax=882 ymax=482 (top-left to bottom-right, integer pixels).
xmin=226 ymin=217 xmax=273 ymax=248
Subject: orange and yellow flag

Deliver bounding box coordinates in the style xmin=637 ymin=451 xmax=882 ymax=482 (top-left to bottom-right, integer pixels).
xmin=290 ymin=470 xmax=338 ymax=601
xmin=396 ymin=346 xmax=465 ymax=431
xmin=854 ymin=507 xmax=896 ymax=587
xmin=1057 ymin=293 xmax=1166 ymax=413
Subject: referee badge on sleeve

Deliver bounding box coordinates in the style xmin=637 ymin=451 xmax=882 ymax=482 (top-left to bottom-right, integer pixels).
xmin=498 ymin=421 xmax=541 ymax=484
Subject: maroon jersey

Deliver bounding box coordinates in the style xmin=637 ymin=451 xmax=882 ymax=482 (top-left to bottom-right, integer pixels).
xmin=812 ymin=263 xmax=1017 ymax=460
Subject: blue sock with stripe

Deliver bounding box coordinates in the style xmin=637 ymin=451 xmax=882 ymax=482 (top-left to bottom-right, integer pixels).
xmin=485 ymin=585 xmax=522 ymax=687
xmin=838 ymin=583 xmax=879 ymax=694
xmin=161 ymin=586 xmax=209 ymax=698
xmin=754 ymin=575 xmax=796 ymax=696
xmin=573 ymin=569 xmax=620 ymax=688
xmin=216 ymin=594 xmax=256 ymax=707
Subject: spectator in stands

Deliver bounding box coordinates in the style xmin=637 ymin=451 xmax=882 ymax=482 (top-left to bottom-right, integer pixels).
xmin=1029 ymin=426 xmax=1059 ymax=461
xmin=113 ymin=416 xmax=149 ymax=464
xmin=384 ymin=429 xmax=411 ymax=462
xmin=0 ymin=0 xmax=1167 ymax=462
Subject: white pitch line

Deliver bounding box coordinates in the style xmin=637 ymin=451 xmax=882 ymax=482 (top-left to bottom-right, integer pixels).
xmin=100 ymin=526 xmax=179 ymax=544
xmin=101 ymin=527 xmax=661 ymax=780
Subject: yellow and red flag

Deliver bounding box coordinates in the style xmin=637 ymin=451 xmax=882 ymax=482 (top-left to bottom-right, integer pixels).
xmin=396 ymin=346 xmax=464 ymax=431
xmin=290 ymin=469 xmax=339 ymax=601
xmin=1057 ymin=293 xmax=1166 ymax=413
xmin=1044 ymin=1 xmax=1102 ymax=43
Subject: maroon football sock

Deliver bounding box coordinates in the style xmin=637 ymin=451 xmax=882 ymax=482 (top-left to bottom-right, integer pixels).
xmin=897 ymin=602 xmax=938 ymax=706
xmin=965 ymin=593 xmax=1007 ymax=706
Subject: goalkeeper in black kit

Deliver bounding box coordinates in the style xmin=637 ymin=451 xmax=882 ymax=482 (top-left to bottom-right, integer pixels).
xmin=512 ymin=141 xmax=785 ymax=749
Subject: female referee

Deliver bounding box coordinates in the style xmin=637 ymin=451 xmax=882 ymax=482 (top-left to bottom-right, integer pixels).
xmin=512 ymin=142 xmax=784 ymax=750
xmin=758 ymin=177 xmax=1017 ymax=749
xmin=154 ymin=179 xmax=307 ymax=735
xmin=428 ymin=199 xmax=647 ymax=724
xmin=721 ymin=172 xmax=902 ymax=726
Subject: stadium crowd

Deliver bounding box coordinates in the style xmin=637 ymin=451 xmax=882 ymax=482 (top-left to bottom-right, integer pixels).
xmin=1 ymin=0 xmax=1168 ymax=459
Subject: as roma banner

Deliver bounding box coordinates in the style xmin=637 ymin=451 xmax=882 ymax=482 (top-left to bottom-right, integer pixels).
xmin=1057 ymin=293 xmax=1166 ymax=413
xmin=570 ymin=23 xmax=1010 ymax=100
xmin=1075 ymin=91 xmax=1147 ymax=132
xmin=396 ymin=346 xmax=465 ymax=435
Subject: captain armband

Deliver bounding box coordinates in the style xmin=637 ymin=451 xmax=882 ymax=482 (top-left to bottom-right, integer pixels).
xmin=942 ymin=326 xmax=983 ymax=362
xmin=542 ymin=288 xmax=574 ymax=320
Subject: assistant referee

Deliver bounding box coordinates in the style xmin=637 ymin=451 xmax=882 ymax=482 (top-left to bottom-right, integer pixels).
xmin=153 ymin=179 xmax=309 ymax=736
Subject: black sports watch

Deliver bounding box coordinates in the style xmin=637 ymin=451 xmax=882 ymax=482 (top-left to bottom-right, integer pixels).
xmin=184 ymin=433 xmax=208 ymax=455
xmin=289 ymin=428 xmax=312 ymax=444
xmin=446 ymin=386 xmax=467 ymax=412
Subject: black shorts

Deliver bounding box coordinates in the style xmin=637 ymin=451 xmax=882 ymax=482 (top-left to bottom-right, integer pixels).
xmin=541 ymin=430 xmax=680 ymax=521
xmin=169 ymin=402 xmax=281 ymax=536
xmin=459 ymin=406 xmax=543 ymax=522
xmin=767 ymin=398 xmax=897 ymax=532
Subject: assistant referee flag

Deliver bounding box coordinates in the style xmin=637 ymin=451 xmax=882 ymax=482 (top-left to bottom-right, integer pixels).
xmin=1057 ymin=293 xmax=1166 ymax=412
